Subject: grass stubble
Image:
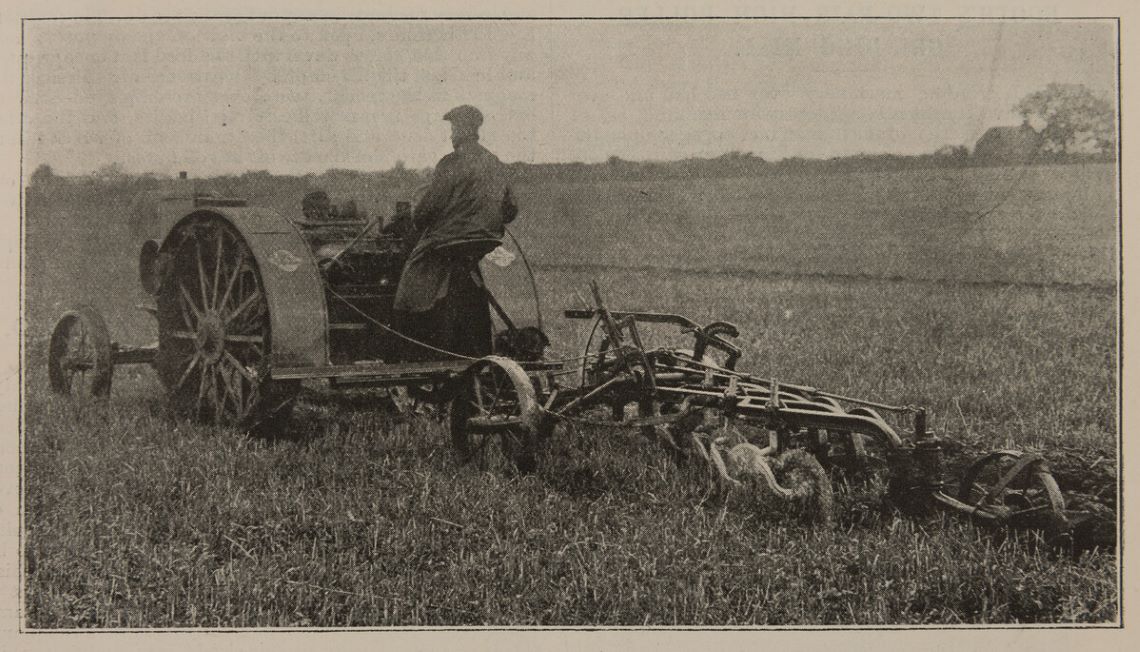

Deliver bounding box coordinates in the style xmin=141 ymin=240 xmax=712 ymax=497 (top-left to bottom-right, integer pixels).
xmin=22 ymin=165 xmax=1119 ymax=626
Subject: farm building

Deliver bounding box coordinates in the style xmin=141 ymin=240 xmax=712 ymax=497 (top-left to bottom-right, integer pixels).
xmin=973 ymin=122 xmax=1042 ymax=163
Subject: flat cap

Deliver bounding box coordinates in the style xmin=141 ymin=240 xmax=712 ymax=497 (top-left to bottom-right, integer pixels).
xmin=443 ymin=104 xmax=484 ymax=128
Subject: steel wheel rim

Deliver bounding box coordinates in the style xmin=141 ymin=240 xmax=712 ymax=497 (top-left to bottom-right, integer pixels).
xmin=450 ymin=359 xmax=539 ymax=473
xmin=50 ymin=315 xmax=92 ymax=395
xmin=48 ymin=307 xmax=112 ymax=399
xmin=959 ymin=451 xmax=1067 ymax=529
xmin=157 ymin=218 xmax=270 ymax=426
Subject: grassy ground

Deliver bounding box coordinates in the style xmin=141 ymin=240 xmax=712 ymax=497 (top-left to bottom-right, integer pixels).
xmin=21 ymin=164 xmax=1119 ymax=626
xmin=22 ymin=357 xmax=1117 ymax=626
xmin=510 ymin=164 xmax=1116 ymax=286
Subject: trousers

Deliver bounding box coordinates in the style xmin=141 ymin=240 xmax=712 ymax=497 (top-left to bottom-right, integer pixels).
xmin=394 ymin=259 xmax=492 ymax=362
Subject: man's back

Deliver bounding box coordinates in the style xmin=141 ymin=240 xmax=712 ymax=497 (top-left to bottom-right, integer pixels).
xmin=409 ymin=139 xmax=516 ymax=258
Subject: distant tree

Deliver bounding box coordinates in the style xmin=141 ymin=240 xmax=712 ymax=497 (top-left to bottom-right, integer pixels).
xmin=323 ymin=168 xmax=361 ymax=181
xmin=1015 ymin=83 xmax=1115 ymax=156
xmin=388 ymin=160 xmax=421 ymax=182
xmin=93 ymin=162 xmax=127 ymax=181
xmin=934 ymin=145 xmax=968 ymax=161
xmin=30 ymin=163 xmax=54 ymax=185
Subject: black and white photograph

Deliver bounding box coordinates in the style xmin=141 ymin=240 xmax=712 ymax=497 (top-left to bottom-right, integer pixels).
xmin=12 ymin=6 xmax=1124 ymax=634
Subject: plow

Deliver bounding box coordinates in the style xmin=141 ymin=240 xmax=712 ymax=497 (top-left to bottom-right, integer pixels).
xmin=47 ymin=191 xmax=1098 ymax=545
xmin=475 ymin=281 xmax=1070 ymax=537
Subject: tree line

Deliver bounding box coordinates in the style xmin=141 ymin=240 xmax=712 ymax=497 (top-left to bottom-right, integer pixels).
xmin=29 ymin=83 xmax=1114 ymax=189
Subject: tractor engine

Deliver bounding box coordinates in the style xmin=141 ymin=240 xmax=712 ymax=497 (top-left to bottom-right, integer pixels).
xmin=296 ymin=201 xmax=412 ymax=365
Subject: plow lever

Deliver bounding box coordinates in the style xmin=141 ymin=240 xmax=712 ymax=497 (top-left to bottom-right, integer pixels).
xmin=564 ymin=307 xmax=742 ymax=368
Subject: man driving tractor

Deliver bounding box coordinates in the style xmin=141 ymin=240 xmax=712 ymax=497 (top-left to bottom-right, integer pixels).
xmin=393 ymin=104 xmax=519 ymax=360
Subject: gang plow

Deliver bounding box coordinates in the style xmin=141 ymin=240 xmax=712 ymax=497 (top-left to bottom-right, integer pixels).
xmin=462 ymin=280 xmax=1074 ymax=539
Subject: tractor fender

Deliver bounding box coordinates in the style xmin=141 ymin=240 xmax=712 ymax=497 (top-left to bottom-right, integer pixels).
xmin=159 ymin=206 xmax=329 ymax=368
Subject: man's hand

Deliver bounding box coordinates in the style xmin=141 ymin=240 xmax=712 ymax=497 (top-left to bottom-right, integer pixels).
xmin=502 ymin=187 xmax=518 ymax=224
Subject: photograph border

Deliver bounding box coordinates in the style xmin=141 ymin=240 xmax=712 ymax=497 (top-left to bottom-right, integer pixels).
xmin=5 ymin=4 xmax=1131 ymax=644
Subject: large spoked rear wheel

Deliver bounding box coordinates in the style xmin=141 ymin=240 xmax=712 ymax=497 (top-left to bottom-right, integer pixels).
xmin=450 ymin=356 xmax=542 ymax=474
xmin=154 ymin=216 xmax=296 ymax=432
xmin=48 ymin=305 xmax=113 ymax=399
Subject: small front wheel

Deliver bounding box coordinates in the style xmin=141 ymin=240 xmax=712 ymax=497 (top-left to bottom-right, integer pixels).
xmin=48 ymin=305 xmax=113 ymax=399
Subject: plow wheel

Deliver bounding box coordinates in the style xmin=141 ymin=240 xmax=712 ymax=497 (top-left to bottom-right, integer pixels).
xmin=154 ymin=216 xmax=296 ymax=432
xmin=958 ymin=450 xmax=1067 ymax=534
xmin=48 ymin=305 xmax=113 ymax=399
xmin=450 ymin=356 xmax=543 ymax=474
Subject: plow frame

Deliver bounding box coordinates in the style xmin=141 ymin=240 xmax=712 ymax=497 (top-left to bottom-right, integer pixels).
xmin=517 ymin=283 xmax=1072 ymax=535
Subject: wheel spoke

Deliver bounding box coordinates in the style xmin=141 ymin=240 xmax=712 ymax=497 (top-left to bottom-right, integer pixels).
xmin=223 ymin=351 xmax=257 ymax=382
xmin=472 ymin=375 xmax=485 ymax=412
xmin=487 ymin=371 xmax=511 ymax=417
xmin=240 ymin=341 xmax=265 ymax=359
xmin=232 ymin=366 xmax=248 ymax=418
xmin=212 ymin=369 xmax=224 ymax=425
xmin=196 ymin=238 xmax=211 ymax=311
xmin=483 ymin=373 xmax=498 ymax=414
xmin=71 ymin=320 xmax=88 ymax=364
xmin=75 ymin=321 xmax=88 ymax=387
xmin=218 ymin=259 xmax=244 ymax=314
xmin=211 ymin=229 xmax=225 ymax=310
xmin=237 ymin=269 xmax=246 ymax=315
xmin=225 ymin=291 xmax=262 ymax=326
xmin=196 ymin=364 xmax=210 ymax=418
xmin=217 ymin=366 xmax=241 ymax=417
xmin=175 ymin=353 xmax=202 ymax=390
xmin=176 ymin=293 xmax=197 ymax=332
xmin=179 ymin=283 xmax=204 ymax=321
xmin=63 ymin=354 xmax=94 ymax=370
xmin=229 ymin=314 xmax=265 ymax=336
xmin=170 ymin=330 xmax=196 ymax=340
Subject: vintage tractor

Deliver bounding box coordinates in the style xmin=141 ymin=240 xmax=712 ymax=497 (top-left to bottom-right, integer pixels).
xmin=47 ymin=192 xmax=1090 ymax=542
xmin=49 ymin=192 xmax=552 ymax=428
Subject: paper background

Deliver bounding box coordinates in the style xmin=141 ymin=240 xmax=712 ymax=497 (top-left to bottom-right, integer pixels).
xmin=0 ymin=1 xmax=1132 ymax=649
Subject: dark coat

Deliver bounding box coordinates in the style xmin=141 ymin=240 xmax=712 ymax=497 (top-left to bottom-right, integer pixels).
xmin=394 ymin=138 xmax=517 ymax=313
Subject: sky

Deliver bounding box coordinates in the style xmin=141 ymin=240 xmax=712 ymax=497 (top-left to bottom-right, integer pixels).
xmin=23 ymin=19 xmax=1117 ymax=176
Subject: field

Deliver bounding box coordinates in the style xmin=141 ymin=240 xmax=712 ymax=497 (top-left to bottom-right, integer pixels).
xmin=22 ymin=163 xmax=1119 ymax=626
